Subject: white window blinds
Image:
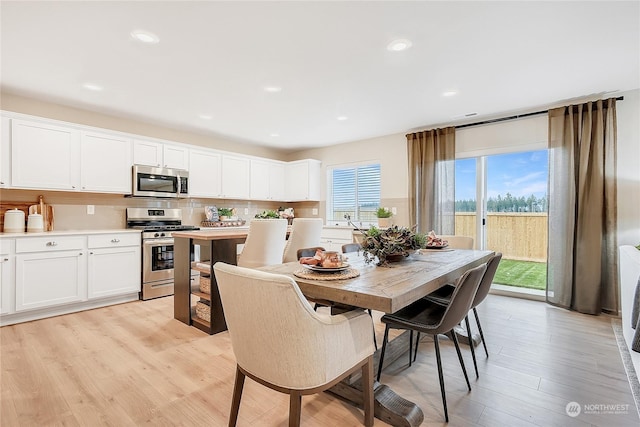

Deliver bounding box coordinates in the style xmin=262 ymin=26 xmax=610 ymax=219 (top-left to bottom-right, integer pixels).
xmin=330 ymin=164 xmax=381 ymax=222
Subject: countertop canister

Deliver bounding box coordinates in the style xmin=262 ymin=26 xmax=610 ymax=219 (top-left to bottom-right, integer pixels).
xmin=4 ymin=209 xmax=26 ymax=233
xmin=27 ymin=213 xmax=44 ymax=233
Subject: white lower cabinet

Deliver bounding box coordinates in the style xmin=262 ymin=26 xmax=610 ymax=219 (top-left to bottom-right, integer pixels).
xmin=15 ymin=247 xmax=86 ymax=312
xmin=0 ymin=239 xmax=14 ymax=315
xmin=3 ymin=231 xmax=141 ymax=325
xmin=88 ymin=234 xmax=140 ymax=299
xmin=320 ymin=227 xmax=355 ymax=252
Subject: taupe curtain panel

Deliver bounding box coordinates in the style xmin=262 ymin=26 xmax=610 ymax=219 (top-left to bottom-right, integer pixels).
xmin=407 ymin=127 xmax=455 ymax=234
xmin=547 ymin=98 xmax=618 ymax=315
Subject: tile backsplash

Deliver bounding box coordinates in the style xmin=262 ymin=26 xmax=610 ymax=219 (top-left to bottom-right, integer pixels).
xmin=0 ymin=189 xmax=320 ymax=231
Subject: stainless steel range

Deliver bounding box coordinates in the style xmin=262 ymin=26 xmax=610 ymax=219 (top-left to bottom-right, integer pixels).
xmin=126 ymin=208 xmax=199 ymax=300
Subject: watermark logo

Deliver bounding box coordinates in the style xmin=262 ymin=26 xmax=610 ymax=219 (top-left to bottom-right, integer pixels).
xmin=565 ymin=401 xmax=630 ymax=417
xmin=566 ymin=402 xmax=581 ymax=417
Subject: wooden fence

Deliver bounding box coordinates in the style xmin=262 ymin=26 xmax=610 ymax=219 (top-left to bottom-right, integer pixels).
xmin=455 ymin=212 xmax=548 ymax=262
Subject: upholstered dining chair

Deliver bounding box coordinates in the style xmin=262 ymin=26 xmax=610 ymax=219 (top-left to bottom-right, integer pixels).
xmin=237 ymin=218 xmax=288 ymax=268
xmin=296 ymin=246 xmax=325 ymax=260
xmin=420 ymin=252 xmax=503 ymax=377
xmin=439 ymin=235 xmax=474 ymax=250
xmin=342 ymin=242 xmax=378 ymax=349
xmin=376 ymin=263 xmax=487 ymax=422
xmin=342 ymin=242 xmax=362 ymax=254
xmin=282 ymin=218 xmax=324 ymax=263
xmin=213 ymin=262 xmax=375 ymax=427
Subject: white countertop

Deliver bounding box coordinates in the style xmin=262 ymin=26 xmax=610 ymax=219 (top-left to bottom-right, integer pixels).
xmin=0 ymin=229 xmax=142 ymax=238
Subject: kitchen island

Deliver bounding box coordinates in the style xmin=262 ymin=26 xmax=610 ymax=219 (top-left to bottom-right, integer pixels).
xmin=172 ymin=228 xmax=249 ymax=334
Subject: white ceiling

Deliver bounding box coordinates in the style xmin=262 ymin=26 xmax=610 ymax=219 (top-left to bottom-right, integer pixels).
xmin=1 ymin=1 xmax=638 ymax=151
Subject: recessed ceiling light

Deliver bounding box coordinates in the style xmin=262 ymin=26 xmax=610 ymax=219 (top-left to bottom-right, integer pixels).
xmin=82 ymin=83 xmax=103 ymax=91
xmin=442 ymin=91 xmax=458 ymax=97
xmin=337 ymin=116 xmax=348 ymax=121
xmin=263 ymin=86 xmax=282 ymax=93
xmin=269 ymin=133 xmax=280 ymax=137
xmin=387 ymin=39 xmax=412 ymax=52
xmin=131 ymin=30 xmax=159 ymax=44
xmin=198 ymin=114 xmax=212 ymax=120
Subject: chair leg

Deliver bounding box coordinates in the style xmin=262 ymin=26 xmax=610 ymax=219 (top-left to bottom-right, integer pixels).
xmin=408 ymin=330 xmax=414 ymax=367
xmin=229 ymin=366 xmax=245 ymax=427
xmin=433 ymin=335 xmax=449 ymax=422
xmin=367 ymin=309 xmax=378 ymax=350
xmin=289 ymin=392 xmax=302 ymax=427
xmin=464 ymin=315 xmax=478 ymax=378
xmin=413 ymin=332 xmax=421 ymax=362
xmin=473 ymin=307 xmax=489 ymax=357
xmin=376 ymin=325 xmax=390 ymax=381
xmin=451 ymin=330 xmax=471 ymax=391
xmin=362 ymin=355 xmax=374 ymax=427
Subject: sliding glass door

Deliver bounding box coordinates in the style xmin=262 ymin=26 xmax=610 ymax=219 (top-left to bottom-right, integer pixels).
xmin=455 ymin=150 xmax=548 ymax=291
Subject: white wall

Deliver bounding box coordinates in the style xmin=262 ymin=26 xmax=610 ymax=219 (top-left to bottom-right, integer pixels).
xmin=290 ymin=89 xmax=640 ymax=247
xmin=616 ymin=89 xmax=640 ymax=246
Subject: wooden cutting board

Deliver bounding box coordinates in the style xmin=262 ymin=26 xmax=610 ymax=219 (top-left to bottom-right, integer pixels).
xmin=27 ymin=196 xmax=54 ymax=231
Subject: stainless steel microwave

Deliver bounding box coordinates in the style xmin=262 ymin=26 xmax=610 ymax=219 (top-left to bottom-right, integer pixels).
xmin=132 ymin=165 xmax=189 ymax=198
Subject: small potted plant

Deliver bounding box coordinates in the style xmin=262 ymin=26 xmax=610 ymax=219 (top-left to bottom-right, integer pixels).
xmin=218 ymin=207 xmax=233 ymax=221
xmin=254 ymin=209 xmax=280 ymax=219
xmin=376 ymin=207 xmax=393 ymax=228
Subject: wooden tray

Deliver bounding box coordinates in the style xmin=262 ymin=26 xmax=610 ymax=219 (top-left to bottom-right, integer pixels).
xmin=201 ymin=220 xmax=246 ymax=227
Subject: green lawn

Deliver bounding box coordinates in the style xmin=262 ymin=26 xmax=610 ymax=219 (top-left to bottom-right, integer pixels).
xmin=493 ymin=259 xmax=547 ymax=290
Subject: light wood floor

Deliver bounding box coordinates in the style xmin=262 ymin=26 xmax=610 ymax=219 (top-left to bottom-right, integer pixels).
xmin=1 ymin=294 xmax=638 ymax=426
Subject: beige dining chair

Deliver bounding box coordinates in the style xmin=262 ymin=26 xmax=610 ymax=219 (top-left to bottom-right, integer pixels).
xmin=213 ymin=262 xmax=375 ymax=427
xmin=237 ymin=218 xmax=288 ymax=268
xmin=376 ymin=263 xmax=487 ymax=423
xmin=282 ymin=218 xmax=324 ymax=263
xmin=439 ymin=235 xmax=474 ymax=249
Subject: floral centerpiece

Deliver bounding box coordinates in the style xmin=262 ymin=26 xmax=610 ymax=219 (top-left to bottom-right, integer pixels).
xmin=361 ymin=225 xmax=426 ymax=266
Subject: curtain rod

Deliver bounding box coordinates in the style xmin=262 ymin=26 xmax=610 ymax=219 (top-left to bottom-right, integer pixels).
xmin=454 ymin=96 xmax=624 ymax=130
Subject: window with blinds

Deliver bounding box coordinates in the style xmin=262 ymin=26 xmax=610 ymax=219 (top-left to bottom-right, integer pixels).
xmin=330 ymin=164 xmax=381 ymax=223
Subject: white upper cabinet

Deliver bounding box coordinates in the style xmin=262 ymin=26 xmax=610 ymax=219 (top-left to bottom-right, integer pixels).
xmin=133 ymin=140 xmax=189 ymax=170
xmin=285 ymin=159 xmax=321 ymax=201
xmin=1 ymin=116 xmax=10 ymax=188
xmin=250 ymin=159 xmax=285 ymax=200
xmin=11 ymin=119 xmax=80 ymax=190
xmin=221 ymin=155 xmax=250 ymax=199
xmin=188 ymin=149 xmax=222 ymax=198
xmin=133 ymin=139 xmax=162 ymax=167
xmin=163 ymin=144 xmax=189 ymax=170
xmin=80 ymin=131 xmax=132 ymax=193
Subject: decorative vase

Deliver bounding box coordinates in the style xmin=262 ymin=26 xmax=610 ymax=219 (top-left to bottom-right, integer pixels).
xmin=384 ymin=253 xmax=406 ymax=263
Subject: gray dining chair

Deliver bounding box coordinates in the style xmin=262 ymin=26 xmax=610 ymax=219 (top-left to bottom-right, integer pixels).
xmin=418 ymin=253 xmax=503 ymax=377
xmin=296 ymin=246 xmax=325 ymax=260
xmin=376 ymin=263 xmax=487 ymax=423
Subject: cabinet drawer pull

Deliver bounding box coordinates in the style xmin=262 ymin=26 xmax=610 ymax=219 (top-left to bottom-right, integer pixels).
xmin=111 ymin=238 xmax=120 ymax=243
xmin=1 ymin=258 xmax=7 ymax=262
xmin=89 ymin=252 xmax=94 ymax=255
xmin=46 ymin=241 xmax=58 ymax=247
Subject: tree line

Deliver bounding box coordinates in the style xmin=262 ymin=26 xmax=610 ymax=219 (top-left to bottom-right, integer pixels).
xmin=456 ymin=193 xmax=548 ymax=213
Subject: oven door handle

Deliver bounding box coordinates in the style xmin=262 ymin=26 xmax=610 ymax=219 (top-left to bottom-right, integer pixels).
xmin=143 ymin=239 xmax=175 ymax=246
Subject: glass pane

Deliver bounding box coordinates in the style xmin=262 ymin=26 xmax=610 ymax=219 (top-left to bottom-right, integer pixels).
xmin=455 ymin=158 xmax=477 ymax=246
xmin=486 ymin=150 xmax=548 ymax=290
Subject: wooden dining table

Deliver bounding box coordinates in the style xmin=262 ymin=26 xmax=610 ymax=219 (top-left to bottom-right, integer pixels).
xmin=259 ymin=248 xmax=494 ymax=427
xmin=173 ymin=229 xmax=492 ymax=426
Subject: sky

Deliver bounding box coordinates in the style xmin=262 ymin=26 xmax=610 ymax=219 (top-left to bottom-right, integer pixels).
xmin=455 ymin=150 xmax=549 ymax=201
